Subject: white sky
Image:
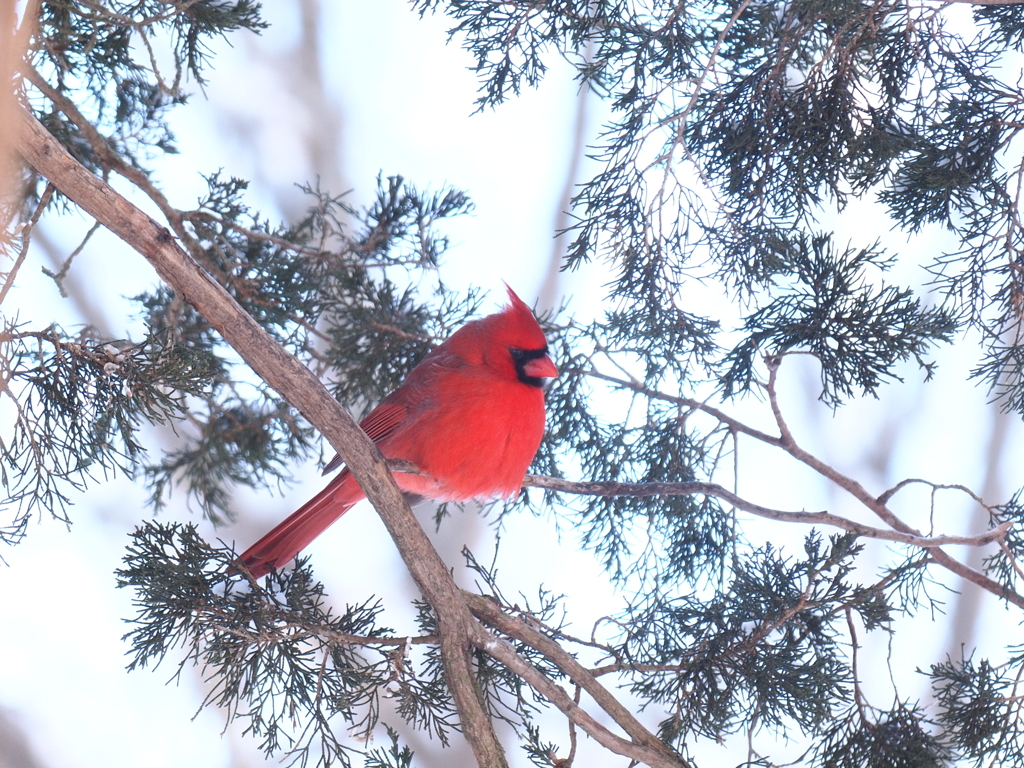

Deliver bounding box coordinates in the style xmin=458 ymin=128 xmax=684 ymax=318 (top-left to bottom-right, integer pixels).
xmin=1 ymin=2 xmax=1022 ymax=767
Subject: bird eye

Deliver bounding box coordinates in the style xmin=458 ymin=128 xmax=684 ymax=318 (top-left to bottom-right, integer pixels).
xmin=509 ymin=347 xmax=525 ymax=360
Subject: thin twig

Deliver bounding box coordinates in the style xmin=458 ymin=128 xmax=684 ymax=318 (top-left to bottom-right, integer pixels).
xmin=999 ymin=540 xmax=1024 ymax=583
xmin=0 ymin=182 xmax=54 ymax=306
xmin=567 ymin=684 xmax=580 ymax=766
xmin=878 ymin=477 xmax=995 ymax=511
xmin=465 ymin=591 xmax=687 ymax=767
xmin=576 ymin=366 xmax=784 ymax=446
xmin=521 ymin=474 xmax=1012 ymax=549
xmin=466 ymin=613 xmax=689 ymax=768
xmin=41 ymin=219 xmax=100 ymax=296
xmin=846 ymin=607 xmax=870 ymax=725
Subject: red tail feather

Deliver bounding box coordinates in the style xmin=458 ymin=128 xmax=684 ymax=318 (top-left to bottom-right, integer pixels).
xmin=237 ymin=470 xmax=364 ymax=578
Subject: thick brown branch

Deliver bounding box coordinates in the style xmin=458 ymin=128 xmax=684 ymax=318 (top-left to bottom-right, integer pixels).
xmin=15 ymin=107 xmax=508 ymax=768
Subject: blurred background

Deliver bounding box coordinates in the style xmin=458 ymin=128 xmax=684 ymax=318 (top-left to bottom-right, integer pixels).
xmin=0 ymin=1 xmax=1021 ymax=767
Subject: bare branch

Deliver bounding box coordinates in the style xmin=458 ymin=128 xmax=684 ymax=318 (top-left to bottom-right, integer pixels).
xmin=577 ymin=366 xmax=784 ymax=446
xmin=41 ymin=219 xmax=100 ymax=296
xmin=878 ymin=478 xmax=996 ymax=510
xmin=0 ymin=181 xmax=53 ymax=306
xmin=522 ymin=475 xmax=1012 ymax=549
xmin=464 ymin=602 xmax=689 ymax=768
xmin=464 ymin=591 xmax=684 ymax=765
xmin=579 ymin=361 xmax=1024 ymax=608
xmin=759 ymin=363 xmax=1024 ymax=610
xmin=764 ymin=355 xmax=797 ymax=447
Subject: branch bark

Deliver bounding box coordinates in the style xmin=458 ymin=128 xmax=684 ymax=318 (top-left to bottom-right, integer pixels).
xmin=521 ymin=475 xmax=1013 ymax=549
xmin=464 ymin=600 xmax=690 ymax=768
xmin=464 ymin=592 xmax=689 ymax=768
xmin=581 ymin=363 xmax=1024 ymax=610
xmin=15 ymin=106 xmax=509 ymax=768
xmin=762 ymin=357 xmax=1024 ymax=611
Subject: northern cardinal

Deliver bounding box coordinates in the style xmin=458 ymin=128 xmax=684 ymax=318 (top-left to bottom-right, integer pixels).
xmin=237 ymin=286 xmax=558 ymax=578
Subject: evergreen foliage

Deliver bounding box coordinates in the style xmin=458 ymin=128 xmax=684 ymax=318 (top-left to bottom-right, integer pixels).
xmin=0 ymin=323 xmax=216 ymax=543
xmin=5 ymin=1 xmax=1024 ymax=767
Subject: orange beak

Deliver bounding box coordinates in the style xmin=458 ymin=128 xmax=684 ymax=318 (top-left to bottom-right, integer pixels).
xmin=523 ymin=354 xmax=559 ymax=379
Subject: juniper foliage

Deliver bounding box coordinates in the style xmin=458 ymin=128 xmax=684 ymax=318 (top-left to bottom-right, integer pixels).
xmin=5 ymin=1 xmax=1024 ymax=768
xmin=0 ymin=323 xmax=217 ymax=542
xmin=119 ymin=521 xmax=425 ymax=767
xmin=416 ymin=0 xmax=1024 ymax=410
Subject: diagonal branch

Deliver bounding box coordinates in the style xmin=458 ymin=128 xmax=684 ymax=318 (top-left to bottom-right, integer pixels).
xmin=0 ymin=180 xmax=53 ymax=306
xmin=577 ymin=366 xmax=784 ymax=446
xmin=464 ymin=596 xmax=690 ymax=768
xmin=464 ymin=591 xmax=687 ymax=765
xmin=14 ymin=106 xmax=509 ymax=768
xmin=761 ymin=356 xmax=1024 ymax=611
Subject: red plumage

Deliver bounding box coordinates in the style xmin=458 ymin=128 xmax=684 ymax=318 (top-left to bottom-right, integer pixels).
xmin=237 ymin=286 xmax=558 ymax=578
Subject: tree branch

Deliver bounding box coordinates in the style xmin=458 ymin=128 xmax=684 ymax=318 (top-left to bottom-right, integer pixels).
xmin=464 ymin=597 xmax=689 ymax=768
xmin=14 ymin=106 xmax=509 ymax=768
xmin=760 ymin=357 xmax=1024 ymax=611
xmin=0 ymin=181 xmax=53 ymax=306
xmin=577 ymin=366 xmax=784 ymax=446
xmin=579 ymin=361 xmax=1024 ymax=610
xmin=522 ymin=474 xmax=1012 ymax=549
xmin=20 ymin=63 xmax=209 ymax=266
xmin=464 ymin=591 xmax=686 ymax=766
xmin=388 ymin=456 xmax=1012 ymax=551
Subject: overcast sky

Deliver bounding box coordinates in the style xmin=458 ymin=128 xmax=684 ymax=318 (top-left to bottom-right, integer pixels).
xmin=2 ymin=3 xmax=1021 ymax=768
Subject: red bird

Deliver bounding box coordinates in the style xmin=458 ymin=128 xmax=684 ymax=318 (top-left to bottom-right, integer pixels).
xmin=237 ymin=286 xmax=558 ymax=578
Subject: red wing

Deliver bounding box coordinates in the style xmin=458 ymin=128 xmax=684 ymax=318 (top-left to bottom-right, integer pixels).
xmin=358 ymin=400 xmax=410 ymax=442
xmin=319 ymin=350 xmax=458 ymax=475
xmin=321 ymin=400 xmax=410 ymax=475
